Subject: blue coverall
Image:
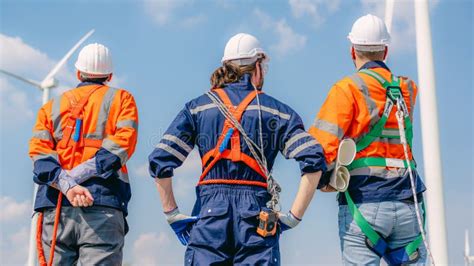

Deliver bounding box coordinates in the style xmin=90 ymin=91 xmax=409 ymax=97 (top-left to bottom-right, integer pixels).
xmin=149 ymin=74 xmax=326 ymax=265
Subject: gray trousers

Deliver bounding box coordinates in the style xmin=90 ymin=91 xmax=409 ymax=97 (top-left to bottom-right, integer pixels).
xmin=40 ymin=206 xmax=124 ymax=265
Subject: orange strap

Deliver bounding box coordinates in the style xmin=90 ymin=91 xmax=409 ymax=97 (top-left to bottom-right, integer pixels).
xmin=198 ymin=89 xmax=267 ymax=187
xmin=36 ymin=213 xmax=46 ymax=266
xmin=59 ymin=85 xmax=105 ymax=149
xmin=199 ymin=179 xmax=268 ymax=189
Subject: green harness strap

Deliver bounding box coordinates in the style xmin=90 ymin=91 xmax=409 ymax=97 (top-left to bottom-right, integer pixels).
xmin=345 ymin=190 xmax=426 ymax=256
xmin=345 ymin=69 xmax=424 ymax=258
xmin=349 ymin=69 xmax=415 ymax=170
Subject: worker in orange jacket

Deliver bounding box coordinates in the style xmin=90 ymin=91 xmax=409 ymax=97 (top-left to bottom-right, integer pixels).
xmin=29 ymin=43 xmax=138 ymax=265
xmin=309 ymin=14 xmax=427 ymax=265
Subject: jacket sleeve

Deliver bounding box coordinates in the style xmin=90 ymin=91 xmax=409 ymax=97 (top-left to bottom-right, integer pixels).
xmin=308 ymin=84 xmax=353 ymax=187
xmin=96 ymin=90 xmax=139 ymax=179
xmin=148 ymin=106 xmax=196 ymax=178
xmin=280 ymin=110 xmax=326 ymax=175
xmin=29 ymin=100 xmax=62 ymax=186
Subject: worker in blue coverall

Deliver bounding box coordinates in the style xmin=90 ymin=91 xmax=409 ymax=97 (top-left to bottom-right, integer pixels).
xmin=148 ymin=33 xmax=326 ymax=265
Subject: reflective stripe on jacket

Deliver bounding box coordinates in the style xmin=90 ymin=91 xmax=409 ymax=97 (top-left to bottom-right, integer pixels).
xmin=29 ymin=81 xmax=138 ymax=214
xmin=149 ymin=74 xmax=326 ymax=183
xmin=309 ymin=61 xmax=425 ymax=204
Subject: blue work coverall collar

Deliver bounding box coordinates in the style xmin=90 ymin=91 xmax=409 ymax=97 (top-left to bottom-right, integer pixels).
xmin=224 ymin=74 xmax=255 ymax=91
xmin=359 ymin=60 xmax=390 ymax=72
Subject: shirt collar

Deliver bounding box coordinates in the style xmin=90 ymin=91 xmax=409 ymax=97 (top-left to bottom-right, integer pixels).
xmin=359 ymin=60 xmax=390 ymax=72
xmin=76 ymin=81 xmax=105 ymax=88
xmin=224 ymin=74 xmax=254 ymax=90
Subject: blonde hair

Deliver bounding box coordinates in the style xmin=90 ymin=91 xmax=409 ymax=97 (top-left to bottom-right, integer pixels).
xmin=210 ymin=61 xmax=257 ymax=89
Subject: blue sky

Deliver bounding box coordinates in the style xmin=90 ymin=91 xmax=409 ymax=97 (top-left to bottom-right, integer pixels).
xmin=0 ymin=0 xmax=472 ymax=265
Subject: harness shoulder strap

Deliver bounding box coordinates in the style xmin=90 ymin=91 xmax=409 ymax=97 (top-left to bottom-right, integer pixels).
xmin=199 ymin=89 xmax=264 ymax=182
xmin=59 ymin=85 xmax=105 ymax=148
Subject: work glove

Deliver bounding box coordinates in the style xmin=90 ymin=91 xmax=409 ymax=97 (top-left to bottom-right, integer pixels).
xmin=165 ymin=207 xmax=199 ymax=246
xmin=278 ymin=211 xmax=302 ymax=232
xmin=68 ymin=158 xmax=98 ymax=184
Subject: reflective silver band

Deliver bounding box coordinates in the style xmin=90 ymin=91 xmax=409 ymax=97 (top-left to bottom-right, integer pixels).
xmin=326 ymin=162 xmax=336 ymax=171
xmin=283 ymin=132 xmax=310 ymax=157
xmin=189 ymin=103 xmax=291 ymax=120
xmin=349 ymin=166 xmax=409 ymax=179
xmin=350 ymin=74 xmax=380 ymax=128
xmin=90 ymin=87 xmax=117 ymax=140
xmin=102 ymin=138 xmax=128 ymax=165
xmin=189 ymin=103 xmax=216 ymax=115
xmin=246 ymin=105 xmax=291 ymax=120
xmin=381 ymin=129 xmax=400 ymax=137
xmin=313 ymin=119 xmax=343 ymax=139
xmin=32 ymin=130 xmax=53 ymax=142
xmin=32 ymin=152 xmax=59 ymax=162
xmin=373 ymin=137 xmax=402 ymax=145
xmin=156 ymin=143 xmax=186 ymax=162
xmin=288 ymin=139 xmax=318 ymax=159
xmin=162 ymin=134 xmax=193 ymax=153
xmin=116 ymin=119 xmax=138 ymax=130
xmin=117 ymin=170 xmax=130 ymax=183
xmin=51 ymin=96 xmax=62 ymax=141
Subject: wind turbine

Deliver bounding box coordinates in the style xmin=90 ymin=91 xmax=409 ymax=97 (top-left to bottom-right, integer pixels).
xmin=2 ymin=29 xmax=96 ymax=266
xmin=466 ymin=230 xmax=474 ymax=266
xmin=0 ymin=29 xmax=94 ymax=105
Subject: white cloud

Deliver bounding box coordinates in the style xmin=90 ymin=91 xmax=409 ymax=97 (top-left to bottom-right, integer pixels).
xmin=360 ymin=0 xmax=439 ymax=53
xmin=0 ymin=33 xmax=76 ymax=89
xmin=0 ymin=226 xmax=29 ymax=265
xmin=0 ymin=197 xmax=31 ymax=265
xmin=0 ymin=78 xmax=35 ymax=125
xmin=289 ymin=0 xmax=341 ymax=27
xmin=254 ymin=9 xmax=307 ymax=57
xmin=0 ymin=196 xmax=31 ymax=222
xmin=144 ymin=0 xmax=206 ymax=28
xmin=132 ymin=231 xmax=183 ymax=265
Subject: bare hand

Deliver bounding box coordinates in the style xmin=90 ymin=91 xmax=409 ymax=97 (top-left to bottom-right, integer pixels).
xmin=66 ymin=185 xmax=94 ymax=207
xmin=320 ymin=184 xmax=337 ymax=193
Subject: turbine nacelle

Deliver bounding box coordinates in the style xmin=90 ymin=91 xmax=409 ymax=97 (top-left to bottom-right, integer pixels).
xmin=40 ymin=77 xmax=58 ymax=89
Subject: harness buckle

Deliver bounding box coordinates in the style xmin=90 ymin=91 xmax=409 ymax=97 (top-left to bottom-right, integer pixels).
xmin=387 ymin=86 xmax=402 ymax=102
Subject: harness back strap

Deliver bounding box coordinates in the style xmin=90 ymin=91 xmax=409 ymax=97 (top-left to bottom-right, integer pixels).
xmin=349 ymin=70 xmax=415 ymax=171
xmin=59 ymin=85 xmax=105 ymax=149
xmin=198 ymin=89 xmax=266 ymax=187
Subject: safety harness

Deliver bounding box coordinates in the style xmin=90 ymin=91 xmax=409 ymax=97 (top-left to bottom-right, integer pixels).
xmin=36 ymin=85 xmax=104 ymax=266
xmin=199 ymin=88 xmax=267 ymax=188
xmin=344 ymin=69 xmax=426 ymax=265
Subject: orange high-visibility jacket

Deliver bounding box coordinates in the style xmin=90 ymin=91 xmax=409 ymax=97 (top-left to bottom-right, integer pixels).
xmin=309 ymin=62 xmax=425 ymax=203
xmin=29 ymin=82 xmax=138 ymax=212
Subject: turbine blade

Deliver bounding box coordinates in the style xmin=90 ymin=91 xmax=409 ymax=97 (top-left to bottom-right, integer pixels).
xmin=0 ymin=69 xmax=42 ymax=89
xmin=42 ymin=29 xmax=95 ymax=84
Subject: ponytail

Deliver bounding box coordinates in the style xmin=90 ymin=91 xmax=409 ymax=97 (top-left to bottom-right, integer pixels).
xmin=210 ymin=61 xmax=257 ymax=89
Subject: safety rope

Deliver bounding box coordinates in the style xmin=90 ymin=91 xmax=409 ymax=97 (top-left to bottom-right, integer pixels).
xmin=206 ymin=90 xmax=281 ymax=211
xmin=396 ymin=101 xmax=435 ymax=265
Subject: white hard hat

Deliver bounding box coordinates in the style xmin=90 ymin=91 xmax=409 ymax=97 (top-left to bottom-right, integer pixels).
xmin=348 ymin=14 xmax=390 ymax=52
xmin=221 ymin=33 xmax=269 ymax=66
xmin=75 ymin=43 xmax=113 ymax=77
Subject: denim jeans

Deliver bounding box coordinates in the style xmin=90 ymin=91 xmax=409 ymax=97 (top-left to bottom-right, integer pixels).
xmin=338 ymin=201 xmax=427 ymax=265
